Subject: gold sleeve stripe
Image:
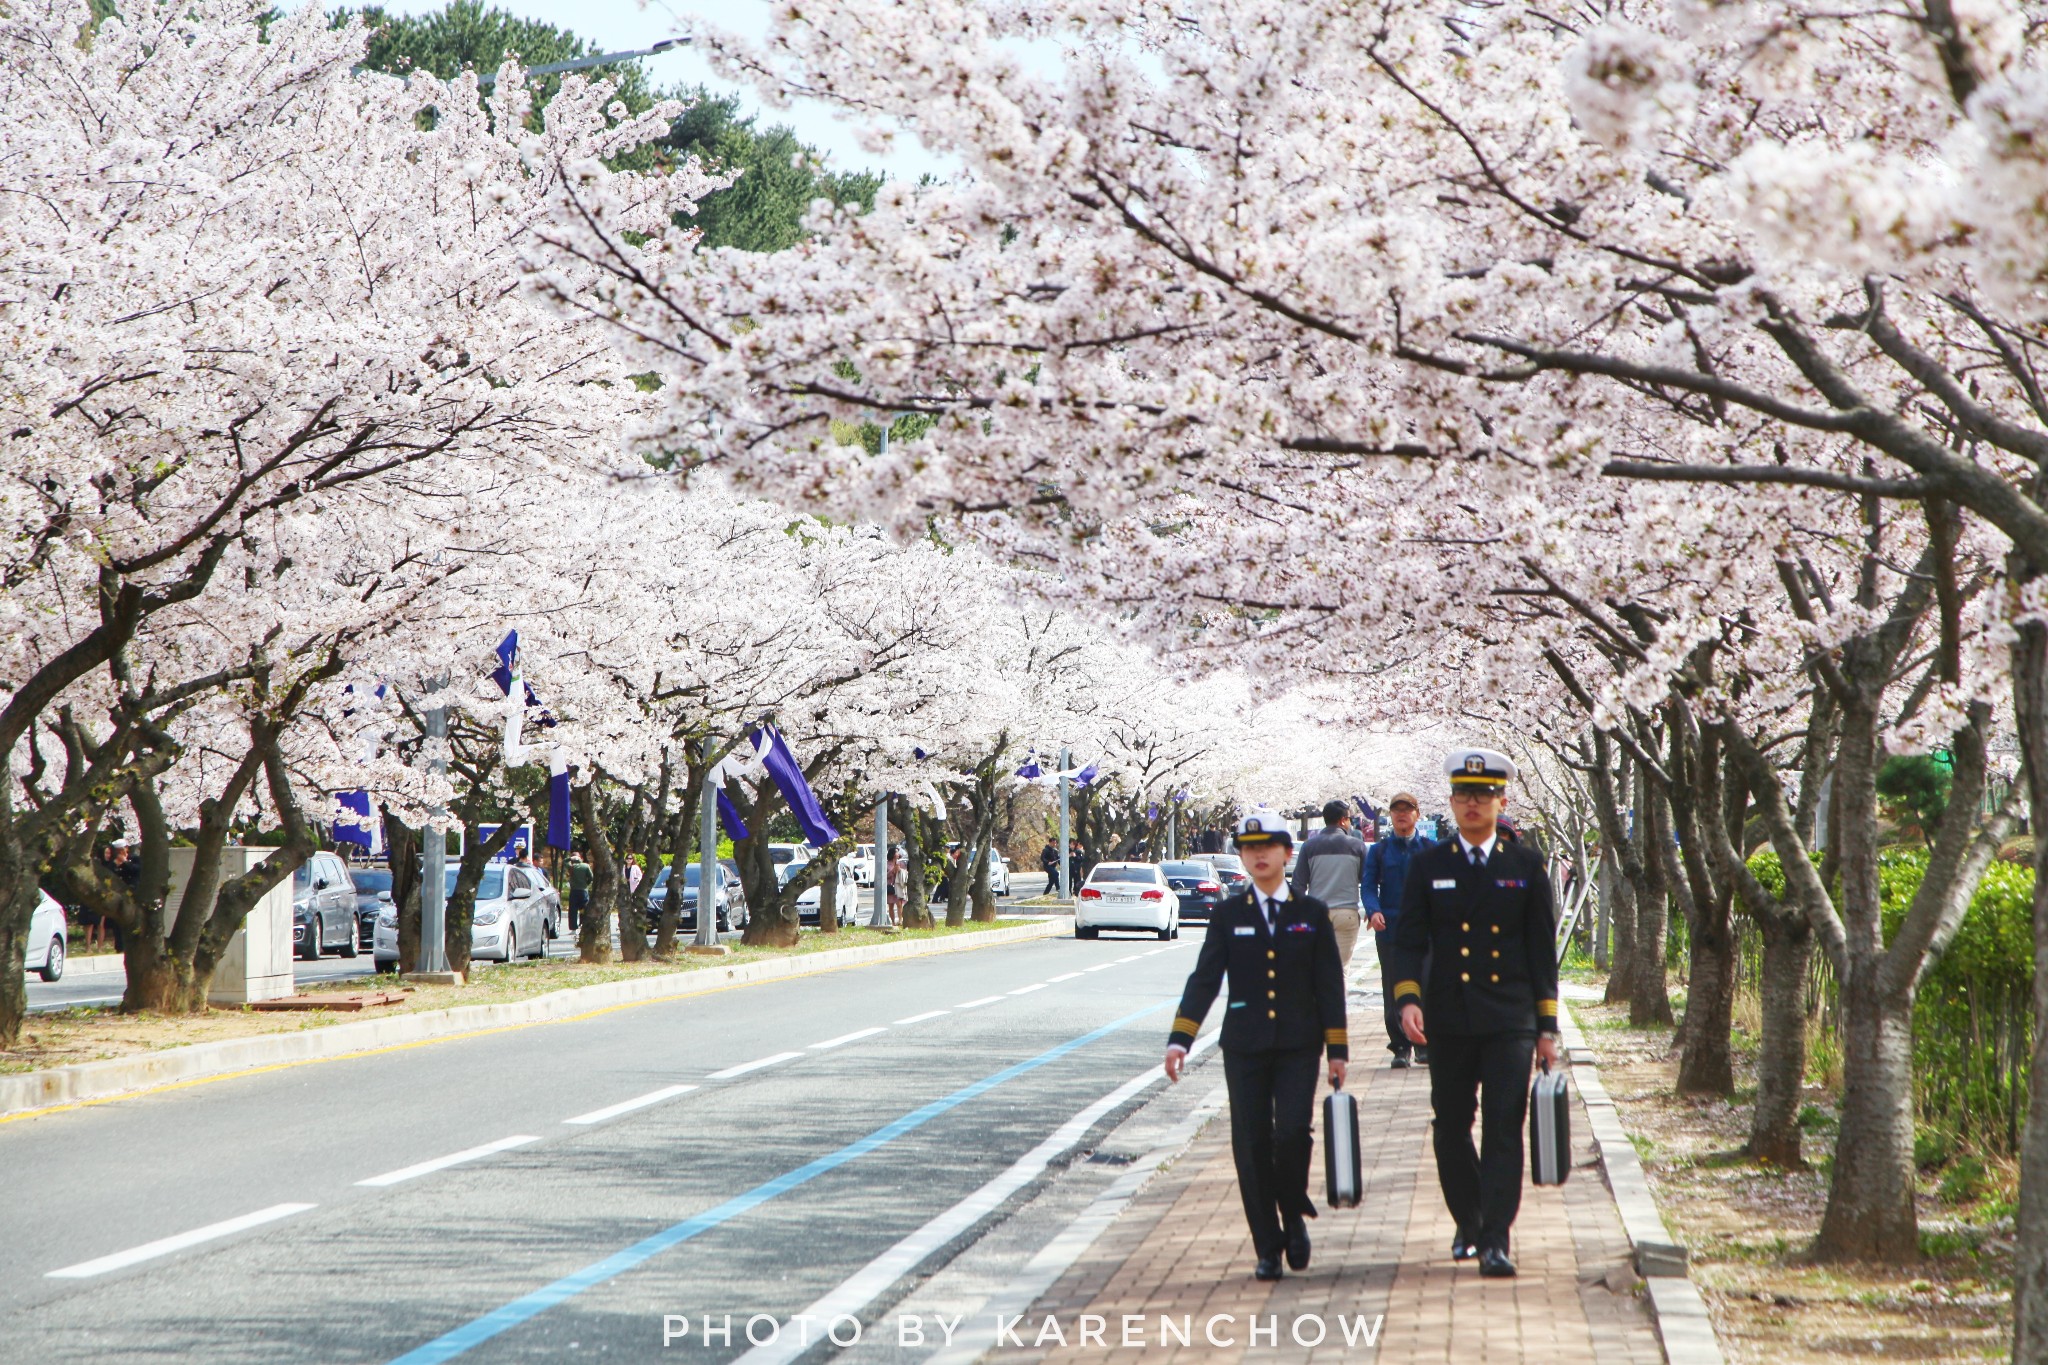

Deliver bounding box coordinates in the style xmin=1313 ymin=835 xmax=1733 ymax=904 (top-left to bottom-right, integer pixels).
xmin=1324 ymin=1029 xmax=1348 ymax=1045
xmin=1393 ymin=980 xmax=1422 ymax=1001
xmin=1172 ymin=1016 xmax=1203 ymax=1037
xmin=1536 ymin=999 xmax=1558 ymax=1017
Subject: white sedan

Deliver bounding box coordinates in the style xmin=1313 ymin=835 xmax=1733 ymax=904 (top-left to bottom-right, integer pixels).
xmin=846 ymin=843 xmax=876 ymax=886
xmin=25 ymin=891 xmax=67 ymax=981
xmin=797 ymin=860 xmax=861 ymax=927
xmin=1075 ymin=862 xmax=1178 ymax=941
xmin=986 ymin=851 xmax=1011 ymax=896
xmin=374 ymin=865 xmax=549 ymax=968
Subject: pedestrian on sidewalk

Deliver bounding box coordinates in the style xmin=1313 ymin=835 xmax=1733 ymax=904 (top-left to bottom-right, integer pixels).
xmin=1164 ymin=809 xmax=1348 ymax=1283
xmin=568 ymin=847 xmax=591 ymax=932
xmin=886 ymin=846 xmax=907 ymax=926
xmin=1289 ymin=799 xmax=1368 ymax=967
xmin=1391 ymin=749 xmax=1560 ymax=1280
xmin=1361 ymin=792 xmax=1432 ymax=1069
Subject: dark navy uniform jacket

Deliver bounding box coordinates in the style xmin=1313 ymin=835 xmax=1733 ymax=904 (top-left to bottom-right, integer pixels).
xmin=1167 ymin=888 xmax=1349 ymax=1059
xmin=1390 ymin=837 xmax=1558 ymax=1035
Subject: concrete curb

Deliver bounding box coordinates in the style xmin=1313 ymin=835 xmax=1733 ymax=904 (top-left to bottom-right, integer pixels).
xmin=27 ymin=952 xmax=126 ymax=982
xmin=1 ymin=917 xmax=1072 ymax=1121
xmin=1561 ymin=1001 xmax=1727 ymax=1365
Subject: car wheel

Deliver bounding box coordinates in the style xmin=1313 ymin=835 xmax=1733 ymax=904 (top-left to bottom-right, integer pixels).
xmin=1157 ymin=924 xmax=1173 ymax=941
xmin=339 ymin=917 xmax=359 ymax=958
xmin=38 ymin=934 xmax=64 ymax=983
xmin=1077 ymin=925 xmax=1098 ymax=940
xmin=502 ymin=927 xmax=515 ymax=964
xmin=305 ymin=917 xmax=324 ymax=960
xmin=1170 ymin=923 xmax=1181 ymax=940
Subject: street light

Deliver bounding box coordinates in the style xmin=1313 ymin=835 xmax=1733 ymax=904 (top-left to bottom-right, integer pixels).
xmin=474 ymin=38 xmax=694 ymax=87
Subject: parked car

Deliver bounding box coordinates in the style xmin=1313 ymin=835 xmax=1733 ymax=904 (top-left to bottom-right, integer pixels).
xmin=846 ymin=843 xmax=876 ymax=886
xmin=294 ymin=850 xmax=359 ymax=960
xmin=1160 ymin=860 xmax=1224 ymax=921
xmin=1194 ymin=852 xmax=1251 ymax=897
xmin=767 ymin=843 xmax=812 ymax=884
xmin=372 ymin=865 xmax=548 ymax=969
xmin=1075 ymin=862 xmax=1178 ymax=940
xmin=26 ymin=890 xmax=66 ymax=982
xmin=797 ymin=859 xmax=861 ymax=927
xmin=508 ymin=864 xmax=563 ymax=943
xmin=349 ymin=867 xmax=394 ymax=949
xmin=986 ymin=851 xmax=1011 ymax=896
xmin=643 ymin=862 xmax=745 ymax=933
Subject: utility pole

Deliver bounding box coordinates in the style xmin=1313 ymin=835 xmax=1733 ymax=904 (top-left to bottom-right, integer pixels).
xmin=693 ymin=765 xmax=723 ymax=953
xmin=415 ymin=679 xmax=451 ymax=979
xmin=1057 ymin=746 xmax=1072 ymax=901
xmin=870 ymin=798 xmax=891 ymax=927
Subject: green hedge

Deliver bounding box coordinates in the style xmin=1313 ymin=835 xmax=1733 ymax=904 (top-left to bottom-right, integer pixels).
xmin=1746 ymin=847 xmax=2033 ymax=1155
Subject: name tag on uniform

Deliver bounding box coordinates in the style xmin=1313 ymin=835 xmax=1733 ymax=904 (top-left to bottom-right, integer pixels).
xmin=1234 ymin=925 xmax=1257 ymax=936
xmin=1432 ymin=879 xmax=1457 ymax=890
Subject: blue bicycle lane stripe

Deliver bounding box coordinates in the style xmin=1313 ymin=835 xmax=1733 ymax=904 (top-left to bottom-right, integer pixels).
xmin=388 ymin=1000 xmax=1167 ymax=1364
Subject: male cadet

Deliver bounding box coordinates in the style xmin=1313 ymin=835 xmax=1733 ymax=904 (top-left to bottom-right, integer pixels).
xmin=1361 ymin=791 xmax=1431 ymax=1068
xmin=1289 ymin=799 xmax=1369 ymax=966
xmin=1164 ymin=811 xmax=1349 ymax=1282
xmin=1391 ymin=750 xmax=1559 ymax=1279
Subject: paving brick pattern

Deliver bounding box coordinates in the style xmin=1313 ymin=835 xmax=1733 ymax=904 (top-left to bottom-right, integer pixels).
xmin=987 ymin=1047 xmax=1663 ymax=1363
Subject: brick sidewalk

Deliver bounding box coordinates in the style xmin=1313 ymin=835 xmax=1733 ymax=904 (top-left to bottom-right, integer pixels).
xmin=986 ymin=1047 xmax=1663 ymax=1363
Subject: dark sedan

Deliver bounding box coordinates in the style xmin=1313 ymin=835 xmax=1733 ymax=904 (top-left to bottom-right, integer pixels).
xmin=1195 ymin=853 xmax=1251 ymax=898
xmin=350 ymin=867 xmax=393 ymax=949
xmin=1161 ymin=860 xmax=1225 ymax=921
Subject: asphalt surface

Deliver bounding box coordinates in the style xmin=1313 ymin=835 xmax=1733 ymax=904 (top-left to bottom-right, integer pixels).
xmin=2 ymin=908 xmax=1192 ymax=1364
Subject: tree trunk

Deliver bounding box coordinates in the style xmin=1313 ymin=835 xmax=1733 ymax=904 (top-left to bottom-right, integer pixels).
xmin=1747 ymin=907 xmax=1812 ymax=1167
xmin=1629 ymin=793 xmax=1676 ymax=1026
xmin=652 ymin=785 xmax=696 ymax=959
xmin=1814 ymin=963 xmax=1921 ymax=1261
xmin=386 ymin=808 xmax=422 ymax=974
xmin=901 ymin=801 xmax=934 ymax=930
xmin=1594 ymin=848 xmax=1613 ymax=970
xmin=2007 ymin=604 xmax=2048 ymax=1359
xmin=1676 ymin=902 xmax=1736 ymax=1095
xmin=573 ymin=781 xmax=616 ymax=964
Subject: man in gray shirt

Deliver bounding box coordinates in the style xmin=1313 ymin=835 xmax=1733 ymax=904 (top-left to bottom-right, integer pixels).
xmin=1289 ymin=800 xmax=1368 ymax=967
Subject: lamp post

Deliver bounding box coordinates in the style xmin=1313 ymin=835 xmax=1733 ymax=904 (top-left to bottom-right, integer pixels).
xmin=1057 ymin=747 xmax=1072 ymax=901
xmin=473 ymin=38 xmax=693 ymax=87
xmin=415 ymin=678 xmax=450 ymax=978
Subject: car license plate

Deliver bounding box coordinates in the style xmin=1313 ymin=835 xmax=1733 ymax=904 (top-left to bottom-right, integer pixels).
xmin=1110 ymin=891 xmax=1136 ymax=903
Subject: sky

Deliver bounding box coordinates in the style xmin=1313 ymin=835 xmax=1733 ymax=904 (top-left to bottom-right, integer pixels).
xmin=378 ymin=0 xmax=952 ymax=183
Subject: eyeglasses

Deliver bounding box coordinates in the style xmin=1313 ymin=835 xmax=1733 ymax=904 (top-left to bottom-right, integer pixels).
xmin=1390 ymin=803 xmax=1416 ymax=813
xmin=1449 ymin=790 xmax=1501 ymax=805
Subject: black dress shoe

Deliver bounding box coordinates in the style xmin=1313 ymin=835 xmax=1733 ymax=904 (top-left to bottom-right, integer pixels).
xmin=1391 ymin=1052 xmax=1412 ymax=1069
xmin=1479 ymin=1247 xmax=1517 ymax=1278
xmin=1254 ymin=1255 xmax=1284 ymax=1281
xmin=1415 ymin=1046 xmax=1430 ymax=1065
xmin=1451 ymin=1229 xmax=1478 ymax=1261
xmin=1285 ymin=1220 xmax=1311 ymax=1271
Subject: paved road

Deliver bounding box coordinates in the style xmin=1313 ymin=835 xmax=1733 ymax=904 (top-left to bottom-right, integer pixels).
xmin=23 ymin=877 xmax=1056 ymax=1015
xmin=1 ymin=921 xmax=1196 ymax=1363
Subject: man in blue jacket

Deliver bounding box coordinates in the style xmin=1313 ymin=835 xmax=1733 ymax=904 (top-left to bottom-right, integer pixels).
xmin=1361 ymin=791 xmax=1431 ymax=1068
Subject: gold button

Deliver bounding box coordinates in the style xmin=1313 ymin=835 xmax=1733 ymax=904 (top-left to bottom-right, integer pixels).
xmin=1491 ymin=974 xmax=1500 ymax=983
xmin=1492 ymin=950 xmax=1500 ymax=958
xmin=1268 ymin=1010 xmax=1277 ymax=1019
xmin=1460 ymin=972 xmax=1470 ymax=982
xmin=1492 ymin=925 xmax=1500 ymax=934
xmin=1267 ymin=950 xmax=1275 ymax=960
xmin=1267 ymin=970 xmax=1276 ymax=979
xmin=1460 ymin=947 xmax=1470 ymax=957
xmin=1461 ymin=922 xmax=1470 ymax=931
xmin=1267 ymin=990 xmax=1276 ymax=999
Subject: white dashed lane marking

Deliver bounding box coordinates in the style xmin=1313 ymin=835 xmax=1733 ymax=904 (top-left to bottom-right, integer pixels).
xmin=48 ymin=1203 xmax=316 ymax=1279
xmin=357 ymin=1135 xmax=541 ymax=1188
xmin=563 ymin=1086 xmax=698 ymax=1126
xmin=706 ymin=1052 xmax=805 ymax=1081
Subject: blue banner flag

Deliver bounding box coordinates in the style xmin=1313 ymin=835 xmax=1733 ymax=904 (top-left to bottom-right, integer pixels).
xmin=717 ymin=789 xmax=751 ymax=841
xmin=1074 ymin=763 xmax=1099 ymax=789
xmin=492 ymin=631 xmax=518 ymax=696
xmin=335 ymin=789 xmax=375 ymax=851
xmin=547 ymin=754 xmax=572 ymax=851
xmin=751 ymin=725 xmax=840 ymax=847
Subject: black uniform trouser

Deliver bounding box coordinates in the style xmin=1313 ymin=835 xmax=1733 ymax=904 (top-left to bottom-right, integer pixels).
xmin=1373 ymin=930 xmax=1408 ymax=1056
xmin=1223 ymin=1045 xmax=1322 ymax=1258
xmin=1426 ymin=1029 xmax=1536 ymax=1253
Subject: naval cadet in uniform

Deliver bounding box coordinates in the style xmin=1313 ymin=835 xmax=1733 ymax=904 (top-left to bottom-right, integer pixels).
xmin=1164 ymin=811 xmax=1349 ymax=1282
xmin=1391 ymin=749 xmax=1559 ymax=1279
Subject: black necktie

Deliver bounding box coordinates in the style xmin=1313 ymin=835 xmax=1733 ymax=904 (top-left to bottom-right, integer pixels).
xmin=1264 ymin=896 xmax=1278 ymax=930
xmin=1469 ymin=846 xmax=1484 ymax=867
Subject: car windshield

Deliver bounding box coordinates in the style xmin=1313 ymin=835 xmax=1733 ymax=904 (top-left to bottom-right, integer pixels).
xmin=439 ymin=867 xmax=505 ymax=901
xmin=1087 ymin=866 xmax=1158 ymax=885
xmin=1204 ymin=856 xmax=1246 ymax=872
xmin=1161 ymin=862 xmax=1211 ymax=878
xmin=352 ymin=871 xmax=393 ymax=894
xmin=771 ymin=847 xmax=802 ymax=864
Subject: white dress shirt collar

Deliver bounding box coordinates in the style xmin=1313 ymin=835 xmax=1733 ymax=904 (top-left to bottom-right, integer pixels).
xmin=1459 ymin=832 xmax=1498 ymax=864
